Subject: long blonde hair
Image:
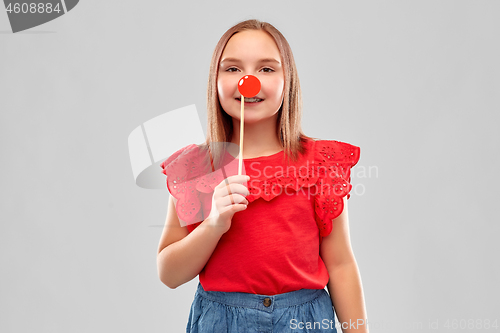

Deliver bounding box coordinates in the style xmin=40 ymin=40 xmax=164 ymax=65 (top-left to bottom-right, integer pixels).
xmin=200 ymin=19 xmax=317 ymax=170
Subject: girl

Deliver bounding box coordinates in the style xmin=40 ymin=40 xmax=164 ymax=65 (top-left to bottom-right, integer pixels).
xmin=157 ymin=19 xmax=368 ymax=333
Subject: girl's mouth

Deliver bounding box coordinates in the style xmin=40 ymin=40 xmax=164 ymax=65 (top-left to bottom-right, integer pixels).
xmin=236 ymin=97 xmax=264 ymax=104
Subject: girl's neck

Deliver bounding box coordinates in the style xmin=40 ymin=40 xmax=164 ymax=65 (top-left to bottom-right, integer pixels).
xmin=230 ymin=114 xmax=282 ymax=158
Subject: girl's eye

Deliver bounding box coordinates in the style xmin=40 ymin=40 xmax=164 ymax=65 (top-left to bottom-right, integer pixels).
xmin=225 ymin=67 xmax=274 ymax=73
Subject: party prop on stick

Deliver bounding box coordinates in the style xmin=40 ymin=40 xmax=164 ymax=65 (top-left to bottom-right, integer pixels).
xmin=237 ymin=75 xmax=261 ymax=175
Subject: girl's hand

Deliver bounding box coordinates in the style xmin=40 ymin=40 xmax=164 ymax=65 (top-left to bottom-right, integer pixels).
xmin=206 ymin=175 xmax=250 ymax=234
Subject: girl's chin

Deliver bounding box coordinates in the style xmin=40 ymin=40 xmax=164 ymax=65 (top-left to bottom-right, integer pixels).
xmin=231 ymin=114 xmax=257 ymax=122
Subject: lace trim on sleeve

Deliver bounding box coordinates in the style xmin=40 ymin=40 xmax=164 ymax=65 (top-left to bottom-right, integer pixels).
xmin=313 ymin=140 xmax=361 ymax=238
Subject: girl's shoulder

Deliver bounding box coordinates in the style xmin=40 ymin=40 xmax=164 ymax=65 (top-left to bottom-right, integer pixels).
xmin=304 ymin=138 xmax=360 ymax=167
xmin=160 ymin=142 xmax=202 ymax=168
xmin=159 ymin=143 xmax=211 ymax=179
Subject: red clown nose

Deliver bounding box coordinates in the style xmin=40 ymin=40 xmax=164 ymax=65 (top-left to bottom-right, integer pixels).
xmin=238 ymin=75 xmax=261 ymax=97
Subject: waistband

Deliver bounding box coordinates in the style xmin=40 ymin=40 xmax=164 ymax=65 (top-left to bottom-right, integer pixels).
xmin=195 ymin=282 xmax=326 ymax=312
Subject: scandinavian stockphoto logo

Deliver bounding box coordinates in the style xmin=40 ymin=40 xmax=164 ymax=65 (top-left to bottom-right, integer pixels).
xmin=3 ymin=0 xmax=79 ymax=33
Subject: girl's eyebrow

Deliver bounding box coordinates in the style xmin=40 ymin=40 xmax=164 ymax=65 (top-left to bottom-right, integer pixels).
xmin=220 ymin=57 xmax=281 ymax=65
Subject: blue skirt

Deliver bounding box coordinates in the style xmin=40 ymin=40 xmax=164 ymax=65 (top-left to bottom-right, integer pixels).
xmin=186 ymin=282 xmax=338 ymax=333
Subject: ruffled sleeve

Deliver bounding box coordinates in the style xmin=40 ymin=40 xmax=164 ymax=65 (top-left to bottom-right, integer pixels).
xmin=159 ymin=144 xmax=213 ymax=227
xmin=313 ymin=140 xmax=360 ymax=240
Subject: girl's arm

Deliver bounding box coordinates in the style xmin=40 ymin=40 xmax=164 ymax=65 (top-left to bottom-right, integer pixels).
xmin=156 ymin=195 xmax=225 ymax=289
xmin=320 ymin=196 xmax=369 ymax=333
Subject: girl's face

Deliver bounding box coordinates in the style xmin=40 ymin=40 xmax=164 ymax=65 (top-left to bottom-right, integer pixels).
xmin=217 ymin=30 xmax=285 ymax=123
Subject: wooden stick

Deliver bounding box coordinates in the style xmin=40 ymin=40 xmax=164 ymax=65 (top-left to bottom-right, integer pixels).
xmin=238 ymin=94 xmax=244 ymax=175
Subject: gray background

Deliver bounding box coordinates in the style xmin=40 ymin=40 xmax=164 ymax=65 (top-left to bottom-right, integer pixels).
xmin=1 ymin=1 xmax=499 ymax=332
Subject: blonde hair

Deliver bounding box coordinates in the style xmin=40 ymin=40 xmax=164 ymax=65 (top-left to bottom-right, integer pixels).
xmin=200 ymin=19 xmax=317 ymax=169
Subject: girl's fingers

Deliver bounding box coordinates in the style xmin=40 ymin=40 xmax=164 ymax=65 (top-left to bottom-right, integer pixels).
xmin=212 ymin=175 xmax=250 ymax=214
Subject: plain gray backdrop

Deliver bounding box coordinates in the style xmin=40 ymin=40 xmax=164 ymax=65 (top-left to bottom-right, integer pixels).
xmin=1 ymin=1 xmax=499 ymax=332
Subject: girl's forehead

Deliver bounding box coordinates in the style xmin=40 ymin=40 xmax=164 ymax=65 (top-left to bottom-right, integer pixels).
xmin=226 ymin=30 xmax=274 ymax=48
xmin=221 ymin=30 xmax=281 ymax=62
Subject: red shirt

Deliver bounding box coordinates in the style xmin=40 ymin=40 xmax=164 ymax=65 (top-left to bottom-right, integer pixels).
xmin=161 ymin=138 xmax=360 ymax=295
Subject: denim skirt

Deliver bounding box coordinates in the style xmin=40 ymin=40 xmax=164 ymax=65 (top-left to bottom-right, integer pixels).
xmin=186 ymin=282 xmax=338 ymax=333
